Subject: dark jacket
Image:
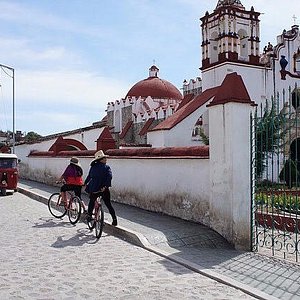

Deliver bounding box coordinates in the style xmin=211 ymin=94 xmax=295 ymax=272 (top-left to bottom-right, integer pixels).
xmin=84 ymin=161 xmax=112 ymax=193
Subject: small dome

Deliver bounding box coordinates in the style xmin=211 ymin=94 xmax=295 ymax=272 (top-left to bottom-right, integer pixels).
xmin=126 ymin=65 xmax=182 ymax=101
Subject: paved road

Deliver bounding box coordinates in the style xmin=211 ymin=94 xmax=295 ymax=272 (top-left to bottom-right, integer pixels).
xmin=0 ymin=192 xmax=257 ymax=300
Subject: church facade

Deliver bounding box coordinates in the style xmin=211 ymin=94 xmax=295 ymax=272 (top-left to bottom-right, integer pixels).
xmin=103 ymin=0 xmax=300 ymax=149
xmin=14 ymin=0 xmax=300 ymax=176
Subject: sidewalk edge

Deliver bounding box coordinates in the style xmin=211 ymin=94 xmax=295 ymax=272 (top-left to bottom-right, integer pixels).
xmin=18 ymin=187 xmax=279 ymax=300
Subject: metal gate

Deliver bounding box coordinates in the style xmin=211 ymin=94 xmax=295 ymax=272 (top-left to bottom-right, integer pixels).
xmin=251 ymin=84 xmax=300 ymax=262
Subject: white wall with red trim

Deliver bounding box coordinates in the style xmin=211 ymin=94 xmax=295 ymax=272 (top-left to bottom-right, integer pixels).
xmin=148 ymin=103 xmax=210 ymax=147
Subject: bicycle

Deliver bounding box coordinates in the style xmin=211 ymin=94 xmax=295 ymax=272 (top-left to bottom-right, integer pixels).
xmin=48 ymin=189 xmax=82 ymax=225
xmin=86 ymin=193 xmax=104 ymax=239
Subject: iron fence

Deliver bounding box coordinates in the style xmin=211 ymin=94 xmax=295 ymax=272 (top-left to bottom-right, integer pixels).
xmin=251 ymin=83 xmax=300 ymax=262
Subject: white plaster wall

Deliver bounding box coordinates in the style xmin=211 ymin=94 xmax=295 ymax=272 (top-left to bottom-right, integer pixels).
xmin=209 ymin=102 xmax=252 ymax=250
xmin=18 ymin=153 xmax=211 ymax=225
xmin=148 ymin=102 xmax=211 ymax=147
xmin=147 ymin=130 xmax=167 ymax=147
xmin=202 ymin=63 xmax=270 ymax=106
xmin=19 ymin=156 xmax=93 ymax=184
xmin=15 ymin=140 xmax=54 ymax=165
xmin=109 ymin=157 xmax=211 ymax=224
xmin=65 ymin=127 xmax=103 ymax=150
xmin=14 ymin=127 xmax=102 ymax=167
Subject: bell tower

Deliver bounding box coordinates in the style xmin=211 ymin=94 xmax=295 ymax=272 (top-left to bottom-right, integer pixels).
xmin=201 ymin=0 xmax=261 ymax=70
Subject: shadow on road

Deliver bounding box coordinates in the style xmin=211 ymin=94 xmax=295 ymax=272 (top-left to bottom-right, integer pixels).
xmin=51 ymin=229 xmax=110 ymax=247
xmin=32 ymin=216 xmax=74 ymax=228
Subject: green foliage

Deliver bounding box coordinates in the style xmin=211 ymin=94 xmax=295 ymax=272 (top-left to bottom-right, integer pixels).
xmin=199 ymin=127 xmax=209 ymax=145
xmin=256 ymin=180 xmax=286 ymax=191
xmin=255 ymin=191 xmax=300 ymax=214
xmin=24 ymin=131 xmax=42 ymax=142
xmin=255 ymin=100 xmax=284 ymax=178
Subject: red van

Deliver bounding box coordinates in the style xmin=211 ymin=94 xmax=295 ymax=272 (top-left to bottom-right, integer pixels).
xmin=0 ymin=153 xmax=18 ymax=196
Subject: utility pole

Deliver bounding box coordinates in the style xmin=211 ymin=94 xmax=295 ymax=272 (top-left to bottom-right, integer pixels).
xmin=0 ymin=64 xmax=15 ymax=153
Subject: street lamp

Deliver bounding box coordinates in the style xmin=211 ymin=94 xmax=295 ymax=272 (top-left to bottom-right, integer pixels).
xmin=0 ymin=63 xmax=15 ymax=153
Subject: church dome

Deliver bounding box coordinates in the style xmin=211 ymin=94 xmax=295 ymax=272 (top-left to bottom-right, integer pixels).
xmin=126 ymin=65 xmax=182 ymax=101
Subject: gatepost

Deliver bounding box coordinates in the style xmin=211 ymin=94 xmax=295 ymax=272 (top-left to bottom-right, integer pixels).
xmin=208 ymin=72 xmax=256 ymax=250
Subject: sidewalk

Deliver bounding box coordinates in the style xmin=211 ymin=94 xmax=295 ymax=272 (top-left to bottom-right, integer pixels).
xmin=18 ymin=179 xmax=300 ymax=300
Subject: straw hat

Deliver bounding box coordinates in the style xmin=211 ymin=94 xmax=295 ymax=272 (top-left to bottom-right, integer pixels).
xmin=92 ymin=150 xmax=108 ymax=163
xmin=70 ymin=157 xmax=80 ymax=166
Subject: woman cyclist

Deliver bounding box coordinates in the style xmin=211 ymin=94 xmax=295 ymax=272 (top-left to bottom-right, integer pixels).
xmin=59 ymin=157 xmax=83 ymax=204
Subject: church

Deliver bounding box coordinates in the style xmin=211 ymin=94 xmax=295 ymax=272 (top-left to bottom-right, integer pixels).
xmin=14 ymin=0 xmax=300 ymax=155
xmin=11 ymin=0 xmax=300 ymax=250
xmin=105 ymin=0 xmax=300 ymax=149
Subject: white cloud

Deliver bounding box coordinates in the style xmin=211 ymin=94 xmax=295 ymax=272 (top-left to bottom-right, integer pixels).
xmin=0 ymin=37 xmax=83 ymax=72
xmin=11 ymin=69 xmax=129 ymax=134
xmin=0 ymin=1 xmax=108 ymax=39
xmin=17 ymin=70 xmax=129 ymax=106
xmin=0 ymin=0 xmax=298 ymax=136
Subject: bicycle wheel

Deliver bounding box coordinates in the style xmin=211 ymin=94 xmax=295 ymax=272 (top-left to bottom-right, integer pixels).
xmin=95 ymin=205 xmax=104 ymax=239
xmin=48 ymin=193 xmax=67 ymax=218
xmin=68 ymin=196 xmax=82 ymax=225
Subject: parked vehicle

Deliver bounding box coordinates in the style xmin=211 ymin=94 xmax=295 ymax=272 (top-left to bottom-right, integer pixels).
xmin=0 ymin=153 xmax=18 ymax=196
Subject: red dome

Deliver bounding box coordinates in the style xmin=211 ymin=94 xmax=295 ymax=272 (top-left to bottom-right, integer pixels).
xmin=126 ymin=76 xmax=182 ymax=101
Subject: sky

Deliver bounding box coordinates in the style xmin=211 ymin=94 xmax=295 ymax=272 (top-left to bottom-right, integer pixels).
xmin=0 ymin=0 xmax=298 ymax=136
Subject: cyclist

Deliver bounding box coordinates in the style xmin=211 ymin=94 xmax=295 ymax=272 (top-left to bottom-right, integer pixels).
xmin=59 ymin=157 xmax=83 ymax=204
xmin=84 ymin=150 xmax=117 ymax=226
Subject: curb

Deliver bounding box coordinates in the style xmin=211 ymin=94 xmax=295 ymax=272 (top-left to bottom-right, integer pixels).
xmin=18 ymin=187 xmax=279 ymax=300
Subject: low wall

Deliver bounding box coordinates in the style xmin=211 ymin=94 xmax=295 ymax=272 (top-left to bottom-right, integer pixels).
xmin=109 ymin=157 xmax=210 ymax=225
xmin=17 ymin=146 xmax=211 ymax=226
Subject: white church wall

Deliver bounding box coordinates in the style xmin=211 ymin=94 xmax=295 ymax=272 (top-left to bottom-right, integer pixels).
xmin=17 ymin=153 xmax=211 ymax=226
xmin=209 ymin=102 xmax=253 ymax=250
xmin=148 ymin=104 xmax=210 ymax=147
xmin=147 ymin=130 xmax=167 ymax=147
xmin=106 ymin=157 xmax=211 ymax=225
xmin=16 ymin=139 xmax=54 ymax=161
xmin=65 ymin=127 xmax=102 ymax=150
xmin=18 ymin=156 xmax=92 ymax=184
xmin=15 ymin=127 xmax=102 ymax=172
xmin=202 ymin=63 xmax=271 ymax=106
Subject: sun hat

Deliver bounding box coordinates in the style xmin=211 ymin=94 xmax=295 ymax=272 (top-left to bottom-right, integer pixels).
xmin=92 ymin=150 xmax=109 ymax=163
xmin=70 ymin=157 xmax=80 ymax=166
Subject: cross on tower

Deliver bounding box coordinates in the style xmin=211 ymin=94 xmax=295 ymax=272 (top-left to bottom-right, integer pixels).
xmin=292 ymin=15 xmax=297 ymax=25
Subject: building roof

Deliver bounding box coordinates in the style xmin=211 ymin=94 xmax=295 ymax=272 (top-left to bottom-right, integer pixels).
xmin=126 ymin=77 xmax=182 ymax=100
xmin=150 ymin=87 xmax=218 ymax=131
xmin=119 ymin=121 xmax=133 ymax=139
xmin=176 ymin=93 xmax=195 ymax=111
xmin=139 ymin=117 xmax=155 ymax=136
xmin=126 ymin=65 xmax=182 ymax=101
xmin=150 ymin=72 xmax=254 ymax=132
xmin=207 ymin=72 xmax=255 ymax=107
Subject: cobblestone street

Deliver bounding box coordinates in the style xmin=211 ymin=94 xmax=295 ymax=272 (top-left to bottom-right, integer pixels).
xmin=0 ymin=193 xmax=257 ymax=300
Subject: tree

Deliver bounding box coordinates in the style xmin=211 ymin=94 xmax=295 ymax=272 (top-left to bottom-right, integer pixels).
xmin=254 ymin=99 xmax=284 ymax=179
xmin=24 ymin=131 xmax=42 ymax=142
